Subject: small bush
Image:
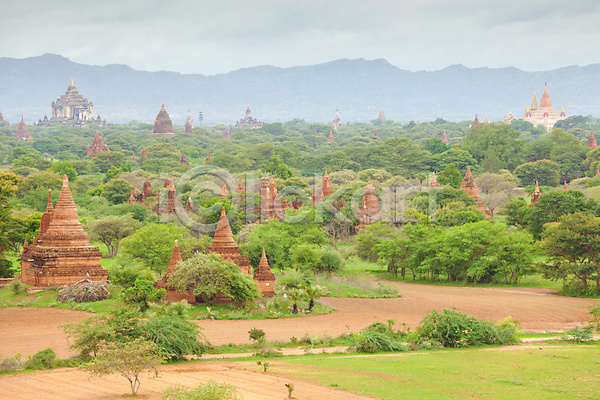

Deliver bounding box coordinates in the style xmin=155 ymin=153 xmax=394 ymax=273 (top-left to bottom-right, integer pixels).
xmin=249 ymin=328 xmax=266 ymax=344
xmin=26 ymin=348 xmax=56 ymax=370
xmin=315 ymin=248 xmax=344 ymax=273
xmin=562 ymin=326 xmax=593 ymax=342
xmin=0 ymin=358 xmax=20 ymax=373
xmin=353 ymin=322 xmax=408 ymax=353
xmin=416 ymin=309 xmax=519 ymax=348
xmin=162 ymin=380 xmax=240 ymax=400
xmin=588 ymin=303 xmax=600 ymax=331
xmin=6 ymin=279 xmax=25 ymax=295
xmin=121 ymin=279 xmax=166 ymax=311
xmin=57 ymin=279 xmax=112 ymax=303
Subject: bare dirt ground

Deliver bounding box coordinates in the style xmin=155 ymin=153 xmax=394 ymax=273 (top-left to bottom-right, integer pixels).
xmin=0 ymin=281 xmax=597 ymax=399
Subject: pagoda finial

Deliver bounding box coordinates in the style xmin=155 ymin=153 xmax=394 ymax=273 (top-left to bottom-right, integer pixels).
xmin=70 ymin=76 xmax=74 ymax=86
xmin=563 ymin=181 xmax=568 ymax=192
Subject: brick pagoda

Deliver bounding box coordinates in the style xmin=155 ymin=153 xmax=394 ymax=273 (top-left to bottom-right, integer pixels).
xmin=20 ymin=176 xmax=107 ymax=286
xmin=153 ymin=240 xmax=195 ymax=303
xmin=86 ymin=130 xmax=110 ymax=157
xmin=358 ymin=176 xmax=380 ymax=226
xmin=206 ymin=207 xmax=251 ymax=274
xmin=14 ymin=116 xmax=32 ymax=141
xmin=152 ymin=104 xmax=174 ymax=136
xmin=459 ymin=166 xmax=490 ymax=217
xmin=253 ymin=248 xmax=275 ymax=297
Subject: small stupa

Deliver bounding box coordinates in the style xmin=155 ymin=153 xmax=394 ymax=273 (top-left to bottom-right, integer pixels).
xmin=140 ymin=147 xmax=147 ymax=158
xmin=332 ymin=109 xmax=342 ymax=131
xmin=530 ymin=181 xmax=541 ymax=207
xmin=358 ymin=176 xmax=380 ymax=226
xmin=253 ymin=248 xmax=276 ymax=297
xmin=327 ymin=130 xmax=334 ymax=143
xmin=587 ymin=128 xmax=597 ymax=149
xmin=154 ymin=241 xmax=195 ymax=303
xmin=430 ymin=172 xmax=439 ymax=189
xmin=441 ymin=130 xmax=449 ymax=144
xmin=14 ymin=116 xmax=32 ymax=141
xmin=86 ymin=130 xmax=110 ymax=157
xmin=205 ymin=207 xmax=251 ymax=274
xmin=152 ymin=104 xmax=174 ymax=136
xmin=180 ymin=153 xmax=190 ymax=166
xmin=184 ymin=110 xmax=194 ymax=134
xmin=377 ymin=108 xmax=386 ymax=121
xmin=459 ymin=166 xmax=490 ymax=217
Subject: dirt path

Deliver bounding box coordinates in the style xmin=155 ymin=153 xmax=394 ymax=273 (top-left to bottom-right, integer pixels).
xmin=0 ymin=361 xmax=376 ymax=400
xmin=197 ymin=282 xmax=597 ymax=346
xmin=1 ymin=282 xmax=596 ymax=360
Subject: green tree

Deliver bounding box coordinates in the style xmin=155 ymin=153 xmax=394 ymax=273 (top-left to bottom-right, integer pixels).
xmin=49 ymin=161 xmax=78 ymax=182
xmin=290 ymin=244 xmax=321 ymax=271
xmin=431 ymin=148 xmax=477 ymax=173
xmin=523 ymin=139 xmax=555 ymax=162
xmin=82 ymin=338 xmax=163 ymax=395
xmin=436 ymin=163 xmax=463 ymax=188
xmin=122 ymin=279 xmax=167 ymax=311
xmin=102 ymin=179 xmax=133 ymax=205
xmin=527 ymin=190 xmax=589 ymax=239
xmin=86 ymin=214 xmax=141 ymax=257
xmin=462 ymin=124 xmax=523 ymax=172
xmin=542 ymin=212 xmax=600 ymax=295
xmin=120 ymin=223 xmax=186 ymax=275
xmin=167 ymin=253 xmax=260 ymax=304
xmin=513 ymin=160 xmax=560 ymax=187
xmin=261 ymin=154 xmax=293 ymax=179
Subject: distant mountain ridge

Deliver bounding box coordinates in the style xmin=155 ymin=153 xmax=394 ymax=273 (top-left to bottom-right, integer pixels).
xmin=0 ymin=54 xmax=599 ymax=125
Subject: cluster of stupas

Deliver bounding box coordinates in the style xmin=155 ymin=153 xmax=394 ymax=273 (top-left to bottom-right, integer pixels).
xmin=155 ymin=207 xmax=276 ymax=302
xmin=522 ymin=83 xmax=566 ymax=132
xmin=20 ymin=176 xmax=108 ymax=286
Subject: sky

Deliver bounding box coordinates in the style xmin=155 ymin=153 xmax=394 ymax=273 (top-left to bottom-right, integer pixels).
xmin=1 ymin=0 xmax=599 ymax=75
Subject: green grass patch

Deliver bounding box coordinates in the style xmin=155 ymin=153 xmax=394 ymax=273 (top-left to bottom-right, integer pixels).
xmin=314 ymin=275 xmax=399 ymax=298
xmin=188 ymin=297 xmax=334 ymax=320
xmin=273 ymin=345 xmax=600 ymax=399
xmin=0 ymin=285 xmax=123 ymax=313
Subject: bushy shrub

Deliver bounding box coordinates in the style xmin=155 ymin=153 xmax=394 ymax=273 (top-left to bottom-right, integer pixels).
xmin=315 ymin=248 xmax=344 ymax=273
xmin=0 ymin=357 xmax=20 ymax=373
xmin=0 ymin=259 xmax=14 ymax=278
xmin=416 ymin=309 xmax=518 ymax=348
xmin=121 ymin=279 xmax=166 ymax=311
xmin=353 ymin=322 xmax=408 ymax=353
xmin=6 ymin=279 xmax=25 ymax=295
xmin=144 ymin=315 xmax=205 ymax=360
xmin=162 ymin=380 xmax=240 ymax=400
xmin=26 ymin=348 xmax=56 ymax=370
xmin=107 ymin=260 xmax=155 ymax=288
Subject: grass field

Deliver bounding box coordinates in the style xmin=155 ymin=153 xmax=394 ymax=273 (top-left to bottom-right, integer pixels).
xmin=272 ymin=344 xmax=600 ymax=399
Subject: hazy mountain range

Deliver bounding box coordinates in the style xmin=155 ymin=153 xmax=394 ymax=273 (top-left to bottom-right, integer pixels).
xmin=1 ymin=54 xmax=599 ymax=126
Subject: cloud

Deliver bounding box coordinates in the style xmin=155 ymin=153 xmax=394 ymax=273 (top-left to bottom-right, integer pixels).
xmin=1 ymin=0 xmax=599 ymax=74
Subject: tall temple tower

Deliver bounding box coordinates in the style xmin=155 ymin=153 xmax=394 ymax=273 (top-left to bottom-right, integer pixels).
xmin=39 ymin=77 xmax=106 ymax=127
xmin=522 ymin=84 xmax=566 ymax=132
xmin=152 ymin=104 xmax=174 ymax=136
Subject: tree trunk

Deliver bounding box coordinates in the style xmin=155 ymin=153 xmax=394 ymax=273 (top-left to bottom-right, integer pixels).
xmin=401 ymin=267 xmax=406 ymax=280
xmin=308 ymin=299 xmax=314 ymax=311
xmin=292 ymin=303 xmax=298 ymax=314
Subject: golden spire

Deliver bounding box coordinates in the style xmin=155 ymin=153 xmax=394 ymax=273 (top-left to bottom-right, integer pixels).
xmin=70 ymin=76 xmax=74 ymax=86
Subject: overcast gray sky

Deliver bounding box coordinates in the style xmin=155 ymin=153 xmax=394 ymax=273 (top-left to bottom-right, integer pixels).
xmin=2 ymin=0 xmax=599 ymax=75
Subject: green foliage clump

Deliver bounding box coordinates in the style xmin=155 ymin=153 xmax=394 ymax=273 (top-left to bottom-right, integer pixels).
xmin=144 ymin=315 xmax=205 ymax=360
xmin=162 ymin=380 xmax=240 ymax=400
xmin=26 ymin=348 xmax=56 ymax=370
xmin=121 ymin=279 xmax=166 ymax=311
xmin=168 ymin=253 xmax=260 ymax=304
xmin=353 ymin=322 xmax=408 ymax=353
xmin=416 ymin=309 xmax=518 ymax=348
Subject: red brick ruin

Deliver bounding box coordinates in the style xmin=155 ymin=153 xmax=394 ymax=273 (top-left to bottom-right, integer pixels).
xmin=86 ymin=130 xmax=110 ymax=158
xmin=152 ymin=104 xmax=174 ymax=136
xmin=459 ymin=166 xmax=490 ymax=217
xmin=153 ymin=240 xmax=195 ymax=303
xmin=358 ymin=176 xmax=380 ymax=226
xmin=206 ymin=207 xmax=251 ymax=274
xmin=14 ymin=116 xmax=32 ymax=141
xmin=20 ymin=176 xmax=108 ymax=286
xmin=587 ymin=128 xmax=597 ymax=149
xmin=530 ymin=181 xmax=541 ymax=207
xmin=253 ymin=248 xmax=276 ymax=297
xmin=429 ymin=171 xmax=439 ymax=189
